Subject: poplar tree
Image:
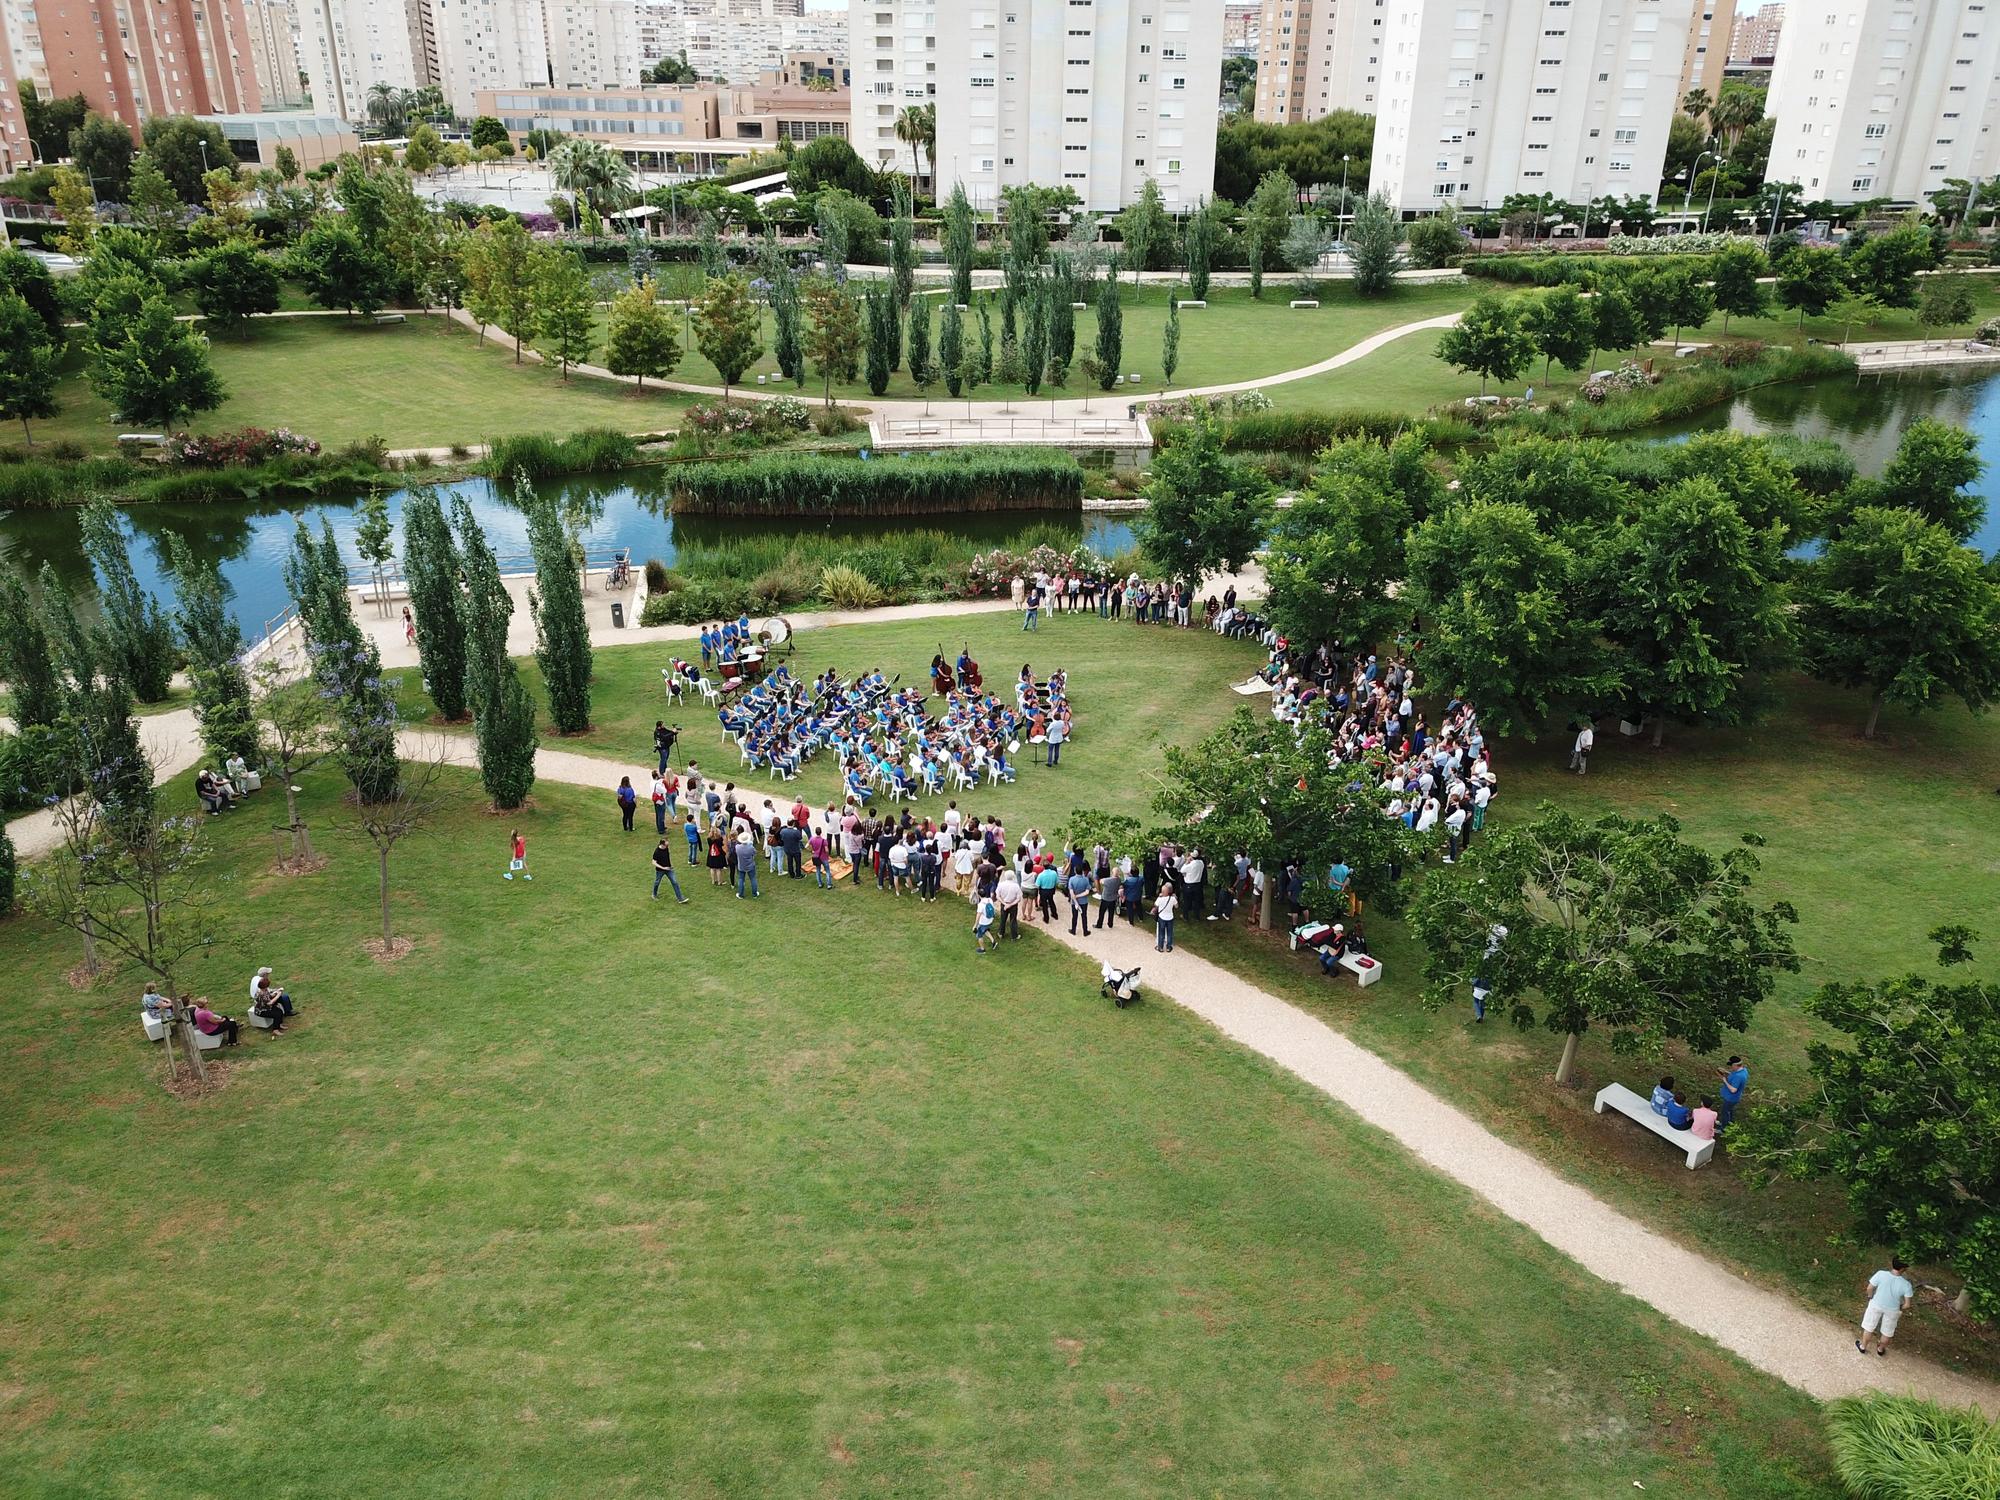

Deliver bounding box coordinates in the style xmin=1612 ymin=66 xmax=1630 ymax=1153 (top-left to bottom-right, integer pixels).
xmin=452 ymin=495 xmax=538 ymax=807
xmin=284 ymin=520 xmax=401 ymax=803
xmin=939 ymin=301 xmax=964 ymax=397
xmin=402 ymin=488 xmax=470 ymax=722
xmin=1093 ymin=274 xmax=1123 ymax=390
xmin=80 ymin=499 xmax=176 ymax=703
xmin=525 ymin=490 xmax=592 ymax=735
xmin=164 ymin=533 xmax=258 ymax=766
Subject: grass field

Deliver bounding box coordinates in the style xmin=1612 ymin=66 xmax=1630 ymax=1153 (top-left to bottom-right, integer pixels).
xmin=0 ymin=767 xmax=1840 ymax=1497
xmin=385 ymin=610 xmax=2000 ymax=1378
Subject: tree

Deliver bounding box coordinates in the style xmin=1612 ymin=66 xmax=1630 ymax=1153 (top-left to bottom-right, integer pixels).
xmin=462 ymin=216 xmax=538 ymax=360
xmin=939 ymin=301 xmax=964 ymax=398
xmin=49 ymin=166 xmax=96 ymax=257
xmin=1845 ymin=222 xmax=1937 ymax=309
xmin=339 ymin=738 xmax=450 ymax=954
xmin=399 ymin=489 xmax=469 ymax=723
xmin=1681 ymin=87 xmax=1713 ymax=126
xmin=184 ymin=241 xmax=281 ymax=336
xmin=1411 ymin=805 xmax=1798 ymax=1085
xmin=285 ymin=520 xmax=401 ymax=803
xmin=1707 ymin=241 xmax=1769 ymax=334
xmin=41 ymin=567 xmax=154 ymax=847
xmin=69 ymin=112 xmax=134 ymax=200
xmin=1800 ymin=507 xmax=2000 ymax=738
xmin=603 ymin=277 xmax=679 ymax=393
xmin=470 ymin=115 xmax=510 ymax=151
xmin=1650 ymin=261 xmax=1715 ymax=347
xmin=1872 ymin=419 xmax=1985 ymax=541
xmin=78 ymin=500 xmax=175 ymax=707
xmin=942 ymin=183 xmax=976 ymax=308
xmin=692 ymin=272 xmax=763 ymax=403
xmin=1520 ymin=284 xmax=1595 ymax=383
xmin=547 ymin=137 xmax=634 ymax=217
xmin=1244 ymin=170 xmax=1295 ymax=299
xmin=1088 ymin=273 xmax=1123 ymax=392
xmin=272 ymin=144 xmax=301 ymax=183
xmin=644 ymin=50 xmax=699 ymax=85
xmin=20 ymin=86 xmax=88 ymax=164
xmin=531 ymin=249 xmax=596 ymax=379
xmin=1134 ymin=406 xmax=1273 ymax=583
xmin=894 ymin=104 xmax=930 ymax=182
xmin=1345 ymin=191 xmax=1404 ymax=297
xmin=1264 ymin=436 xmax=1414 ymax=654
xmin=1589 ymin=285 xmax=1643 ymax=372
xmin=889 ymin=176 xmax=918 ymax=309
xmin=289 ymin=218 xmax=397 ymax=317
xmin=1213 ymin=113 xmax=1372 ymax=205
xmin=0 ymin=572 xmax=61 ymax=730
xmin=1435 ymin=296 xmax=1535 ymax=393
xmin=162 ymin=532 xmax=259 ymax=769
xmin=1596 ymin=477 xmax=1788 ymax=746
xmin=1181 ymin=197 xmax=1219 ymax=302
xmin=1733 ymin=930 xmax=2000 ymax=1317
xmin=403 ymin=123 xmax=442 ymax=175
xmin=248 ymin=656 xmax=333 ymax=867
xmin=122 ymin=153 xmax=182 ymax=252
xmin=1116 ymin=178 xmax=1170 ymax=285
xmin=1159 ymin=296 xmax=1179 ymax=391
xmin=86 ymin=295 xmax=224 ymax=428
xmin=907 ymin=298 xmax=935 ymax=408
xmin=524 ymin=490 xmax=592 ymax=735
xmin=1917 ymin=271 xmax=1979 ymax=343
xmin=0 ymin=249 xmax=61 ymax=346
xmin=786 ymin=135 xmax=874 ymax=200
xmin=1775 ymin=245 xmax=1848 ymax=331
xmin=452 ymin=496 xmax=538 ymax=809
xmin=1283 ymin=212 xmax=1333 ymax=299
xmin=139 ymin=116 xmax=233 ymax=204
xmin=1403 ymin=501 xmax=1613 ymax=737
xmin=0 ymin=291 xmax=59 ymax=442
xmin=800 ymin=275 xmax=861 ymax=404
xmin=1406 ymin=208 xmax=1463 ymax=271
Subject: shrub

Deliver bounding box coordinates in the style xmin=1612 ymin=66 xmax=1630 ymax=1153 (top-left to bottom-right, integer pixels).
xmin=169 ymin=427 xmax=320 ymax=468
xmin=763 ymin=395 xmax=811 ymax=432
xmin=1975 ymin=315 xmax=2000 ymax=344
xmin=1824 ymin=1393 xmax=2000 ymax=1500
xmin=643 ymin=557 xmax=671 ymax=592
xmin=638 ymin=592 xmax=676 ymax=626
xmin=1710 ymin=338 xmax=1769 ymax=369
xmin=818 ymin=563 xmax=883 ymax=611
xmin=811 ymin=405 xmax=865 ymax=437
xmin=1578 ymin=362 xmax=1657 ymax=404
xmin=670 ymin=448 xmax=1083 ymax=516
xmin=485 ymin=428 xmax=638 ymax=482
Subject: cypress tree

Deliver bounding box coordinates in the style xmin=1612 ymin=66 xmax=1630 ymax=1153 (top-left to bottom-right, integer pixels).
xmin=976 ymin=302 xmax=994 ymax=385
xmin=402 ymin=488 xmax=470 ymax=721
xmin=1022 ymin=281 xmax=1047 ymax=396
xmin=79 ymin=499 xmax=176 ymax=703
xmin=42 ymin=566 xmax=152 ymax=838
xmin=0 ymin=571 xmax=62 ymax=730
xmin=524 ymin=489 xmax=592 ymax=735
xmin=1161 ymin=295 xmax=1181 ymax=390
xmin=451 ymin=495 xmax=538 ymax=809
xmin=164 ymin=533 xmax=258 ymax=766
xmin=864 ymin=281 xmax=893 ymax=397
xmin=284 ymin=520 xmax=400 ymax=803
xmin=939 ymin=302 xmax=964 ymax=398
xmin=1094 ymin=274 xmax=1123 ymax=391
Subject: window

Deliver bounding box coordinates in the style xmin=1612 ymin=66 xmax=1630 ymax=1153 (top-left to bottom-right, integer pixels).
xmin=1863 ymin=122 xmax=1886 ymax=138
xmin=1850 ymin=175 xmax=1873 ymax=190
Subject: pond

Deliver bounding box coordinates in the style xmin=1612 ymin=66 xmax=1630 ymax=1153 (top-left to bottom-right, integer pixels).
xmin=1662 ymin=365 xmax=2000 ymax=557
xmin=0 ymin=470 xmax=1140 ymax=642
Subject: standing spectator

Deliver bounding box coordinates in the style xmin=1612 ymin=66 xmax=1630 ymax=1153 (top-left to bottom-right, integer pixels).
xmin=1857 ymin=1258 xmax=1915 ymax=1358
xmin=616 ymin=776 xmax=638 ymax=832
xmin=684 ymin=810 xmax=703 ymax=866
xmin=1717 ymin=1055 xmax=1749 ymax=1129
xmin=996 ymin=868 xmax=1023 ymax=941
xmin=1035 ymin=861 xmax=1061 ymax=923
xmin=1570 ymin=721 xmax=1594 ymax=776
xmin=651 ymin=838 xmax=688 ymax=902
xmin=650 ymin=773 xmax=670 ymax=834
xmin=654 ymin=721 xmax=679 ymax=774
xmin=732 ymin=832 xmax=760 ymax=899
xmin=780 ymin=820 xmax=804 ymax=879
xmin=809 ymin=828 xmax=833 ymax=889
xmin=1067 ymin=867 xmax=1094 ymax=935
xmin=1023 ymin=581 xmax=1040 ymax=632
xmin=1153 ymin=885 xmax=1179 ymax=952
xmin=1045 ymin=713 xmax=1067 ymax=767
xmin=706 ymin=828 xmax=728 ymax=886
xmin=1179 ymin=850 xmax=1206 ymax=919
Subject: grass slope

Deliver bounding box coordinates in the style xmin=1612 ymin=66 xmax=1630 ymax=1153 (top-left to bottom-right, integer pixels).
xmin=0 ymin=770 xmax=1836 ymax=1497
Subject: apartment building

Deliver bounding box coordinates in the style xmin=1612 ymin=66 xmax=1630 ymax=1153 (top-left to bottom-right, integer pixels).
xmin=297 ymin=0 xmax=428 ymax=121
xmin=632 ymin=0 xmax=839 ymax=83
xmin=1223 ymin=0 xmax=1259 ymax=53
xmin=429 ymin=0 xmax=548 ymax=118
xmin=243 ymin=0 xmax=307 ymax=107
xmin=1681 ymin=0 xmax=1736 ymax=97
xmin=1766 ymin=0 xmax=2000 ymax=204
xmin=850 ymin=0 xmax=934 ymax=175
xmin=19 ymin=0 xmax=263 ymax=132
xmin=1371 ymin=0 xmax=1696 ymax=214
xmin=934 ymin=0 xmax=1223 ymax=213
xmin=1252 ymin=0 xmax=1381 ymax=121
xmin=1729 ymin=2 xmax=1784 ymax=61
xmin=477 ymin=74 xmax=844 ymax=172
xmin=546 ymin=0 xmax=641 ymax=93
xmin=0 ymin=13 xmax=27 ymax=170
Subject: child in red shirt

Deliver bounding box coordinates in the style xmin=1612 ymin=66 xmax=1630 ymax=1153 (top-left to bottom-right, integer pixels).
xmin=505 ymin=830 xmax=532 ymax=881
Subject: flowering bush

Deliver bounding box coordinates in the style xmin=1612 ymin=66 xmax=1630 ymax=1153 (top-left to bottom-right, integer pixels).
xmin=963 ymin=542 xmax=1109 ymax=598
xmin=763 ymin=396 xmax=811 ymax=432
xmin=1578 ymin=362 xmax=1658 ymax=404
xmin=169 ymin=427 xmax=321 ymax=468
xmin=1141 ymin=390 xmax=1273 ymax=421
xmin=682 ymin=401 xmax=760 ymax=436
xmin=1604 ymin=232 xmax=1740 ymax=255
xmin=1975 ymin=316 xmax=2000 ymax=345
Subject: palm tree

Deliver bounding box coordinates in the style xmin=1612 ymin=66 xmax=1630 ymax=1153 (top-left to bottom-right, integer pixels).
xmin=1680 ymin=87 xmax=1712 ymax=127
xmin=365 ymin=82 xmax=409 ymax=134
xmin=548 ymin=137 xmax=636 ymax=222
xmin=1711 ymin=88 xmax=1763 ymax=151
xmin=895 ymin=105 xmax=928 ymax=183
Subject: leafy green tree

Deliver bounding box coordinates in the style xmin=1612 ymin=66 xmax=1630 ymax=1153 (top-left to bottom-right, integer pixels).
xmin=942 ymin=183 xmax=976 ymax=308
xmin=531 ymin=249 xmax=596 ymax=379
xmin=996 ymin=291 xmax=1022 ymax=384
xmin=1734 ymin=930 xmax=2000 ymax=1317
xmin=285 ymin=520 xmax=401 ymax=803
xmin=1709 ymin=241 xmax=1770 ymax=333
xmin=460 ymin=215 xmax=537 ymax=359
xmin=1159 ymin=296 xmax=1179 ymax=391
xmin=20 ymin=86 xmax=88 ymax=164
xmin=0 ymin=246 xmax=65 ymax=340
xmin=864 ymin=279 xmax=895 ymax=396
xmin=1409 ymin=805 xmax=1799 ymax=1085
xmin=907 ymin=298 xmax=934 ymax=404
xmin=1590 ymin=285 xmax=1644 ymax=370
xmin=289 ymin=219 xmax=397 ymax=317
xmin=1459 ymin=437 xmax=1630 ymax=533
xmin=1406 ymin=208 xmax=1463 ymax=271
xmin=974 ymin=301 xmax=994 ymax=385
xmin=1345 ymin=191 xmax=1404 ymax=297
xmin=0 ymin=571 xmax=62 ymax=729
xmin=784 ymin=134 xmax=874 ymax=199
xmin=890 ymin=177 xmax=918 ymax=308
xmin=1596 ymin=477 xmax=1789 ymax=746
xmin=692 ymin=272 xmax=764 ymax=403
xmin=1775 ymin=245 xmax=1848 ymax=331
xmin=272 ymin=144 xmax=301 ymax=183
xmin=139 ymin=115 xmax=233 ymax=204
xmin=525 ymin=490 xmax=592 ymax=735
xmin=1918 ymin=271 xmax=1979 ymax=341
xmin=1650 ymin=261 xmax=1715 ymax=347
xmin=1844 ymin=222 xmax=1938 ymax=309
xmin=470 ymin=116 xmax=510 ymax=152
xmin=40 ymin=566 xmax=154 ymax=842
xmin=801 ymin=276 xmax=861 ymax=404
xmin=1435 ymin=296 xmax=1535 ymax=393
xmin=1116 ymin=178 xmax=1170 ymax=285
xmin=69 ymin=112 xmax=134 ymax=200
xmin=1800 ymin=507 xmax=2000 ymax=738
xmin=1134 ymin=406 xmax=1272 ymax=582
xmin=603 ymin=277 xmax=680 ymax=393
xmin=1183 ymin=196 xmax=1220 ymax=301
xmin=644 ymin=50 xmax=700 ymax=85
xmin=0 ymin=291 xmax=60 ymax=442
xmin=185 ymin=241 xmax=280 ymax=336
xmin=1872 ymin=419 xmax=1985 ymax=540
xmin=1403 ymin=500 xmax=1612 ymax=737
xmin=402 ymin=123 xmax=441 ymax=175
xmin=1520 ymin=284 xmax=1595 ymax=383
xmin=939 ymin=301 xmax=964 ymax=398
xmin=1243 ymin=169 xmax=1295 ymax=299
xmin=163 ymin=533 xmax=258 ymax=765
xmin=49 ymin=165 xmax=96 ymax=257
xmin=125 ymin=153 xmax=185 ymax=250
xmin=1264 ymin=436 xmax=1413 ymax=653
xmin=85 ymin=296 xmax=224 ymax=429
xmin=401 ymin=489 xmax=469 ymax=723
xmin=1021 ymin=283 xmax=1048 ymax=396
xmin=1283 ymin=212 xmax=1332 ymax=299
xmin=1092 ymin=273 xmax=1123 ymax=390
xmin=451 ymin=496 xmax=537 ymax=808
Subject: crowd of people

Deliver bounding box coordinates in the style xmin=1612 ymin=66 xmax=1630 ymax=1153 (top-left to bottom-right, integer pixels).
xmin=1008 ymin=568 xmax=1270 ymax=643
xmin=193 ymin=755 xmax=262 ymax=816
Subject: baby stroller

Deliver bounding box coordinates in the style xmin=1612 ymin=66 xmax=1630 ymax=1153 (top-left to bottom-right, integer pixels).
xmin=1100 ymin=961 xmax=1143 ymax=1009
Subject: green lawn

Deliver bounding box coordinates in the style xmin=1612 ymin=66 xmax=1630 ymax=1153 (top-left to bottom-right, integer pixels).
xmin=392 ymin=611 xmax=2000 ymax=1377
xmin=0 ymin=769 xmax=1838 ymax=1496
xmin=36 ymin=316 xmax=692 ymax=453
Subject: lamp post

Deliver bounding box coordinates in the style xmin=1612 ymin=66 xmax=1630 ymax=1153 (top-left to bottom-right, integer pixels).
xmin=1763 ymin=181 xmax=1787 ymax=254
xmin=1338 ymin=153 xmax=1351 ymax=238
xmin=198 ymin=138 xmax=211 ymax=180
xmin=1684 ymin=149 xmax=1713 ymax=233
xmin=1701 ymin=157 xmax=1723 ymax=234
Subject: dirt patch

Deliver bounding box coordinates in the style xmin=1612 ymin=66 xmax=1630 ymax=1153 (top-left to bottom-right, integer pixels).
xmin=828 ymin=1435 xmax=855 ymax=1465
xmin=273 ymin=853 xmax=329 ymax=877
xmin=483 ymin=798 xmax=537 ymax=816
xmin=162 ymin=1057 xmax=235 ymax=1101
xmin=363 ymin=936 xmax=416 ymax=963
xmin=1053 ymin=1337 xmax=1086 ymax=1368
xmin=64 ymin=963 xmax=100 ymax=991
xmin=1287 ymin=1357 xmax=1395 ymax=1411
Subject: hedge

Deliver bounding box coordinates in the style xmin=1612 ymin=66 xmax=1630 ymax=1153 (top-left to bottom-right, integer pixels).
xmin=1465 ymin=253 xmax=1721 ymax=287
xmin=668 ymin=447 xmax=1083 ymax=516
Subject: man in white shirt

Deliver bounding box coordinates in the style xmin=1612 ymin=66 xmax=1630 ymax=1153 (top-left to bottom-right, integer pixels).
xmin=1571 ymin=723 xmax=1594 ymax=776
xmin=1858 ymin=1258 xmax=1915 ymax=1356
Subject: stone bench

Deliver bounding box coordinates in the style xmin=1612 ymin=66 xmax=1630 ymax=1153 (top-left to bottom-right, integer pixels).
xmin=1179 ymin=299 xmax=1207 ymax=309
xmin=1594 ymin=1082 xmax=1714 ymax=1169
xmin=141 ymin=1010 xmax=168 ymax=1043
xmin=373 ymin=312 xmax=407 ymax=325
xmin=1338 ymin=951 xmax=1383 ymax=988
xmin=1290 ymin=299 xmax=1320 ymax=309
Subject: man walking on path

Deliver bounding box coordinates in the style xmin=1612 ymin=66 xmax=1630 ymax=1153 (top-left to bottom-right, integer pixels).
xmin=1858 ymin=1258 xmax=1915 ymax=1358
xmin=1718 ymin=1055 xmax=1749 ymax=1129
xmin=652 ymin=839 xmax=688 ymax=902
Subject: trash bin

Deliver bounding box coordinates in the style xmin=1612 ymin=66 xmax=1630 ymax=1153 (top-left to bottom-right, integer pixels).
xmin=611 ymin=601 xmax=626 ymax=629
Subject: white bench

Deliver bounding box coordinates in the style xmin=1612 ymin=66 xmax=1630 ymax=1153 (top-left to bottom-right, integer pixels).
xmin=1594 ymin=1083 xmax=1714 ymax=1169
xmin=1290 ymin=299 xmax=1320 ymax=309
xmin=902 ymin=423 xmax=941 ymax=435
xmin=141 ymin=1010 xmax=167 ymax=1042
xmin=248 ymin=1007 xmax=278 ymax=1030
xmin=373 ymin=312 xmax=406 ymax=324
xmin=1338 ymin=952 xmax=1383 ymax=988
xmin=1179 ymin=299 xmax=1207 ymax=309
xmin=191 ymin=1026 xmax=225 ymax=1051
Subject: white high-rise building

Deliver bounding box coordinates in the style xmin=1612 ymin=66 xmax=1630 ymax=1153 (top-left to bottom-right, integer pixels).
xmin=1252 ymin=0 xmax=1382 ymax=123
xmin=1765 ymin=0 xmax=2000 ymax=205
xmin=1371 ymin=0 xmax=1695 ymax=215
xmin=850 ymin=0 xmax=935 ymax=176
xmin=431 ymin=0 xmax=549 ymax=118
xmin=547 ymin=0 xmax=641 ymax=90
xmin=244 ymin=0 xmax=309 ymax=108
xmin=935 ymin=0 xmax=1223 ymax=213
xmin=298 ymin=0 xmax=428 ymax=121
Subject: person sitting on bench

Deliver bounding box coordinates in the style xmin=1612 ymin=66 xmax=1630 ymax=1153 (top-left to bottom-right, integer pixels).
xmin=1650 ymin=1076 xmax=1677 ymax=1116
xmin=224 ymin=754 xmax=261 ymax=793
xmin=1664 ymin=1091 xmax=1695 ymax=1131
xmin=249 ymin=967 xmax=295 ymax=1033
xmin=142 ymin=983 xmax=174 ymax=1024
xmin=195 ymin=769 xmax=233 ymax=815
xmin=192 ymin=1002 xmax=240 ymax=1046
xmin=1316 ymin=924 xmax=1352 ymax=974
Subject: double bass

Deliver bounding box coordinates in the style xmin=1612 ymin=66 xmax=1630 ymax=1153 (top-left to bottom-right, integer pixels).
xmin=930 ymin=653 xmax=956 ymax=697
xmin=957 ymin=648 xmax=984 ymax=693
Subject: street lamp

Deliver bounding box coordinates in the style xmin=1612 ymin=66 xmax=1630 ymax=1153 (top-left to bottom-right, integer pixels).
xmin=1763 ymin=181 xmax=1787 ymax=254
xmin=1684 ymin=148 xmax=1714 ymax=233
xmin=1338 ymin=153 xmax=1351 ymax=237
xmin=1701 ymin=156 xmax=1724 ymax=234
xmin=198 ymin=138 xmax=210 ymax=179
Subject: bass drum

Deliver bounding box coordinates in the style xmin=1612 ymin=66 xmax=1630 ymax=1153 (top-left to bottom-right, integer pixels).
xmin=756 ymin=616 xmax=794 ymax=657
